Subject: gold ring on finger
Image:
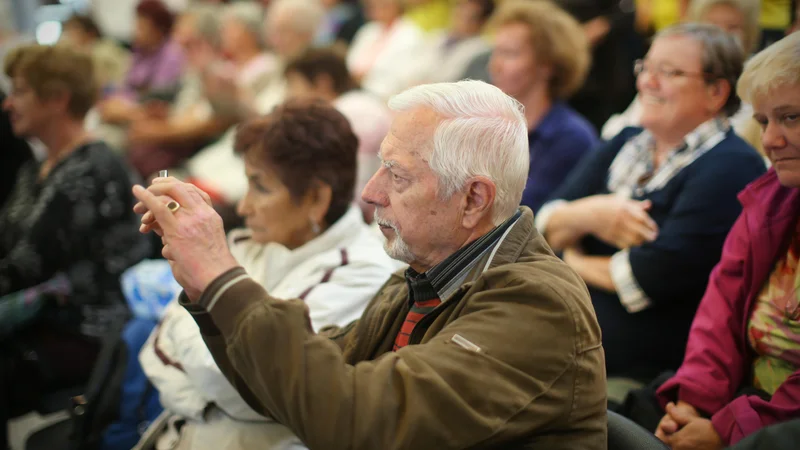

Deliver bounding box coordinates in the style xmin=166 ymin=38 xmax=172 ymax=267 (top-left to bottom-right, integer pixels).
xmin=167 ymin=201 xmax=181 ymax=213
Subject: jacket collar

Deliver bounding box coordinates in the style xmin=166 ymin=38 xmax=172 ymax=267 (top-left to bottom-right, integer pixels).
xmin=737 ymin=168 xmax=800 ymax=221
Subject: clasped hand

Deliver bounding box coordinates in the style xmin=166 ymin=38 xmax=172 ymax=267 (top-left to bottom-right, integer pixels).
xmin=585 ymin=194 xmax=659 ymax=249
xmin=655 ymin=401 xmax=723 ymax=450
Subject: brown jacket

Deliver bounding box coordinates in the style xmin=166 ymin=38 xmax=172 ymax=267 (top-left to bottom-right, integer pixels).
xmin=182 ymin=208 xmax=607 ymax=449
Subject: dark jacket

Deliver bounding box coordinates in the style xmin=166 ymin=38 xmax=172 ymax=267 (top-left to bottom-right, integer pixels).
xmin=181 ymin=208 xmax=608 ymax=449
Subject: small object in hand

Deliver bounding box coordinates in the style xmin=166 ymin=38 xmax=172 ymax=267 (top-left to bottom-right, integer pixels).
xmin=158 ymin=170 xmax=168 ymax=178
xmin=167 ymin=201 xmax=181 ymax=213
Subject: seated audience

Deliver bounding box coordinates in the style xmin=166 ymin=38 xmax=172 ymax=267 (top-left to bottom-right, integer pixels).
xmin=346 ymin=0 xmax=427 ymax=100
xmin=0 ymin=44 xmax=148 ymax=448
xmin=136 ymin=100 xmax=398 ymax=450
xmin=99 ymin=0 xmax=185 ymax=126
xmin=602 ymin=0 xmax=762 ymax=142
xmin=488 ymin=0 xmax=599 ymax=214
xmin=126 ymin=2 xmax=273 ymax=179
xmin=133 ymin=80 xmax=607 ymax=449
xmin=284 ymin=48 xmax=392 ymax=221
xmin=411 ymin=0 xmax=494 ymax=85
xmin=177 ymin=0 xmax=325 ymax=214
xmin=622 ymin=31 xmax=800 ymax=450
xmin=60 ymin=14 xmax=131 ymax=93
xmin=535 ymin=24 xmax=766 ymax=381
xmin=315 ymin=0 xmax=365 ymax=48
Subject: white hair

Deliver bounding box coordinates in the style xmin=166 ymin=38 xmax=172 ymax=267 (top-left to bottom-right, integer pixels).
xmin=388 ymin=80 xmax=529 ymax=225
xmin=266 ymin=0 xmax=325 ymax=36
xmin=223 ymin=2 xmax=266 ymax=48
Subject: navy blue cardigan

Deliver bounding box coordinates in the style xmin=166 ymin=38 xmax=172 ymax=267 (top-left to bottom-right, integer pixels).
xmin=547 ymin=127 xmax=767 ymax=379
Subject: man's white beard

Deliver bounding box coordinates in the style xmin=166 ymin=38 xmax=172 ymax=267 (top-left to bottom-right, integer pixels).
xmin=375 ymin=214 xmax=416 ymax=263
xmin=383 ymin=232 xmax=415 ymax=263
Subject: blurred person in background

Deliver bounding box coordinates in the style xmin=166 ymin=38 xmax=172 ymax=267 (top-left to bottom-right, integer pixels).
xmin=346 ymin=0 xmax=427 ymax=100
xmin=555 ymin=0 xmax=640 ymax=131
xmin=135 ymin=100 xmax=397 ymax=450
xmin=0 ymin=44 xmax=149 ymax=448
xmin=536 ymin=24 xmax=766 ymax=382
xmin=60 ymin=14 xmax=132 ymax=93
xmin=285 ymin=48 xmax=393 ymax=222
xmin=411 ymin=0 xmax=494 ymax=85
xmin=126 ymin=2 xmax=275 ymax=179
xmin=315 ymin=0 xmax=365 ymax=49
xmin=172 ymin=0 xmax=326 ymax=230
xmin=404 ymin=0 xmax=453 ymax=32
xmin=603 ymin=0 xmax=761 ymax=143
xmin=488 ymin=0 xmax=599 ymax=214
xmin=99 ymin=0 xmax=185 ymax=126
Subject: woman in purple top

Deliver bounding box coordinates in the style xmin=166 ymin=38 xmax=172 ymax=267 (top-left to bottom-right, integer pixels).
xmin=488 ymin=1 xmax=598 ymax=214
xmin=99 ymin=0 xmax=185 ymax=125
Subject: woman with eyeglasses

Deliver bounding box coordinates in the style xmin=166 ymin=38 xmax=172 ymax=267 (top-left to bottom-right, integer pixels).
xmin=602 ymin=0 xmax=762 ymax=141
xmin=535 ymin=24 xmax=766 ymax=381
xmin=618 ymin=31 xmax=800 ymax=450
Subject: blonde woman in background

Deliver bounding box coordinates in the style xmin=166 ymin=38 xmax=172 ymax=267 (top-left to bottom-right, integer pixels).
xmin=602 ymin=0 xmax=761 ymax=146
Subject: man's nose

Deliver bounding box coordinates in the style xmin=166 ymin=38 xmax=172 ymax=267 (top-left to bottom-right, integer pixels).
xmin=361 ymin=169 xmax=388 ymax=207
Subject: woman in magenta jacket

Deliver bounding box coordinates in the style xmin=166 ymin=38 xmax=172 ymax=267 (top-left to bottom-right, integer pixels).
xmin=649 ymin=32 xmax=800 ymax=450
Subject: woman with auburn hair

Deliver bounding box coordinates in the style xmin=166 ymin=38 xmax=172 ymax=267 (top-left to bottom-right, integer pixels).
xmin=136 ymin=100 xmax=398 ymax=450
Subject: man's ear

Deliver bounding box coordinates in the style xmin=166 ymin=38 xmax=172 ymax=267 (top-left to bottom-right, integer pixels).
xmin=461 ymin=176 xmax=496 ymax=229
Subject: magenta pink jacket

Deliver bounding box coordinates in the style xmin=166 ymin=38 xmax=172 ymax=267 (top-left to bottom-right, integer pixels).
xmin=656 ymin=168 xmax=800 ymax=445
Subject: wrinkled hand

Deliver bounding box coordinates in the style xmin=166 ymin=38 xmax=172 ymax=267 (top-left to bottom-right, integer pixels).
xmin=587 ymin=194 xmax=659 ymax=249
xmin=666 ymin=416 xmax=723 ymax=450
xmin=202 ymin=69 xmax=244 ymax=117
xmin=656 ymin=401 xmax=701 ymax=441
xmin=132 ymin=177 xmax=235 ymax=301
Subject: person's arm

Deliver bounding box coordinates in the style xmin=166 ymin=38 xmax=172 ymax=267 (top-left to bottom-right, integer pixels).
xmin=180 ymin=267 xmax=587 ymax=450
xmin=535 ymin=129 xmax=633 ymax=250
xmin=711 ymin=372 xmax=800 ymax=446
xmin=562 ymin=249 xmax=615 ymax=292
xmin=615 ymin=151 xmax=765 ymax=314
xmin=139 ymin=311 xmax=212 ymax=420
xmin=128 ymin=114 xmax=234 ymax=147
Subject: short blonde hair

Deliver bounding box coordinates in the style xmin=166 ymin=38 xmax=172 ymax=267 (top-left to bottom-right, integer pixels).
xmin=737 ymin=31 xmax=800 ymax=105
xmin=488 ymin=0 xmax=590 ymax=100
xmin=687 ymin=0 xmax=761 ymax=53
xmin=4 ymin=44 xmax=98 ymax=119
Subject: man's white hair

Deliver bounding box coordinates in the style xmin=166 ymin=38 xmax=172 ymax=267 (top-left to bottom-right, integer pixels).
xmin=388 ymin=80 xmax=529 ymax=225
xmin=266 ymin=0 xmax=325 ymax=36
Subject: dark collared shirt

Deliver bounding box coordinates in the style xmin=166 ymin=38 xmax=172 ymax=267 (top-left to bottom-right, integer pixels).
xmin=393 ymin=210 xmax=522 ymax=350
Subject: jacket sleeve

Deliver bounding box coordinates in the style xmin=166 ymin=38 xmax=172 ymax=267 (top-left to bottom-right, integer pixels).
xmin=711 ymin=371 xmax=800 ymax=446
xmin=181 ymin=266 xmax=594 ymax=450
xmin=139 ymin=308 xmax=211 ymax=420
xmin=623 ymin=153 xmax=765 ymax=308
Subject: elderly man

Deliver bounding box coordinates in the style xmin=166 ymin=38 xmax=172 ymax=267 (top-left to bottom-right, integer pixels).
xmin=132 ymin=80 xmax=607 ymax=449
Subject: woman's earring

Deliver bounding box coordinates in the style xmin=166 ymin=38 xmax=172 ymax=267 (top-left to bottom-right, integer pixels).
xmin=310 ymin=218 xmax=321 ymax=235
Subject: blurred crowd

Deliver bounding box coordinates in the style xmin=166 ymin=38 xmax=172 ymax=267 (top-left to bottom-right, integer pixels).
xmin=0 ymin=0 xmax=799 ymax=449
